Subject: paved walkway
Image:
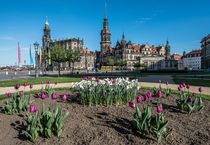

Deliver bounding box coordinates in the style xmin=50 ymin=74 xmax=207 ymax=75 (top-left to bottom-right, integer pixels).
xmin=139 ymin=75 xmax=175 ymax=84
xmin=0 ymin=82 xmax=210 ymax=96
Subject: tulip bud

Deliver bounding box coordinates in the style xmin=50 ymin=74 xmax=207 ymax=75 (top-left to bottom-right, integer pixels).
xmin=147 ymin=92 xmax=152 ymax=98
xmin=153 ymin=114 xmax=157 ymax=118
xmin=30 ymin=105 xmax=37 ymax=113
xmin=178 ymin=87 xmax=182 ymax=91
xmin=96 ymin=77 xmax=100 ymax=82
xmin=188 ymin=98 xmax=193 ymax=102
xmin=179 ymin=84 xmax=183 ymax=88
xmin=193 ymin=92 xmax=196 ymax=96
xmin=51 ymin=93 xmax=57 ymax=100
xmin=157 ymin=106 xmax=163 ymax=113
xmin=30 ymin=84 xmax=33 ymax=89
xmin=83 ymin=77 xmax=87 ymax=80
xmin=158 ymin=80 xmax=161 ymax=83
xmin=182 ymin=82 xmax=186 ymax=87
xmin=41 ymin=92 xmax=47 ymax=100
xmin=129 ymin=101 xmax=135 ymax=108
xmin=199 ymin=87 xmax=203 ymax=93
xmin=41 ymin=81 xmax=44 ymax=84
xmin=7 ymin=92 xmax=12 ymax=97
xmin=62 ymin=94 xmax=67 ymax=101
xmin=19 ymin=90 xmax=23 ymax=95
xmin=157 ymin=90 xmax=162 ymax=98
xmin=137 ymin=96 xmax=142 ymax=103
xmin=166 ymin=81 xmax=169 ymax=85
xmin=55 ymin=82 xmax=57 ymax=85
xmin=14 ymin=84 xmax=20 ymax=90
xmin=144 ymin=94 xmax=148 ymax=101
xmin=186 ymin=84 xmax=190 ymax=89
xmin=23 ymin=82 xmax=27 ymax=87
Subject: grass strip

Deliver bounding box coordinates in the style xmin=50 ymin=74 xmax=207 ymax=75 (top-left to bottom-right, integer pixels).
xmin=173 ymin=78 xmax=210 ymax=87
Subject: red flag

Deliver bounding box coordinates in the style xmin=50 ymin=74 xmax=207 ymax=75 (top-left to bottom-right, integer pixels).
xmin=18 ymin=42 xmax=21 ymax=63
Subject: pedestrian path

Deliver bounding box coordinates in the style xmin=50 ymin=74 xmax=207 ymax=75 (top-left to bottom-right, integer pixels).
xmin=0 ymin=82 xmax=209 ymax=96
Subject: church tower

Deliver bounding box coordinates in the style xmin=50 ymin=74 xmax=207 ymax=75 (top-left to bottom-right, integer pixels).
xmin=100 ymin=1 xmax=111 ymax=65
xmin=165 ymin=39 xmax=171 ymax=60
xmin=42 ymin=17 xmax=52 ymax=53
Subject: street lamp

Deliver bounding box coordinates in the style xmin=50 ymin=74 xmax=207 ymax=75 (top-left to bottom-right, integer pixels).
xmin=34 ymin=41 xmax=39 ymax=78
xmin=85 ymin=48 xmax=89 ymax=74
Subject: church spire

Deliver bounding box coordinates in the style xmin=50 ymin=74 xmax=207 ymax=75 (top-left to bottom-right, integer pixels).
xmin=45 ymin=16 xmax=49 ymax=26
xmin=105 ymin=0 xmax=107 ymax=19
xmin=122 ymin=32 xmax=125 ymax=40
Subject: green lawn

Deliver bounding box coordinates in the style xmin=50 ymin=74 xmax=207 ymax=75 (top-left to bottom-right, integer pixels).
xmin=0 ymin=77 xmax=80 ymax=87
xmin=173 ymin=78 xmax=210 ymax=87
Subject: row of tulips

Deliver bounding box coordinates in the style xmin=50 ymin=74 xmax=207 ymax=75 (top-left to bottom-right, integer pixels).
xmin=73 ymin=77 xmax=139 ymax=106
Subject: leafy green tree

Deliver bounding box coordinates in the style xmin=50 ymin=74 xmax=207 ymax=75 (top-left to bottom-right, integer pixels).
xmin=108 ymin=58 xmax=114 ymax=72
xmin=116 ymin=59 xmax=127 ymax=70
xmin=50 ymin=43 xmax=66 ymax=76
xmin=134 ymin=62 xmax=141 ymax=70
xmin=71 ymin=50 xmax=81 ymax=72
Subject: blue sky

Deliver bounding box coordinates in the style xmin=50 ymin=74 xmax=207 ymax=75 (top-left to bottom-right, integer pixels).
xmin=0 ymin=0 xmax=210 ymax=66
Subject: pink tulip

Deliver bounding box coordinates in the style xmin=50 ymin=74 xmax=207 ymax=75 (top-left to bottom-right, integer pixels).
xmin=166 ymin=81 xmax=169 ymax=85
xmin=30 ymin=84 xmax=33 ymax=89
xmin=186 ymin=84 xmax=190 ymax=89
xmin=14 ymin=84 xmax=20 ymax=90
xmin=30 ymin=105 xmax=37 ymax=113
xmin=83 ymin=77 xmax=87 ymax=80
xmin=199 ymin=87 xmax=203 ymax=93
xmin=55 ymin=82 xmax=57 ymax=85
xmin=178 ymin=87 xmax=182 ymax=91
xmin=182 ymin=82 xmax=186 ymax=87
xmin=193 ymin=92 xmax=196 ymax=96
xmin=51 ymin=93 xmax=57 ymax=100
xmin=47 ymin=81 xmax=51 ymax=84
xmin=188 ymin=98 xmax=193 ymax=102
xmin=147 ymin=92 xmax=152 ymax=98
xmin=137 ymin=96 xmax=142 ymax=103
xmin=62 ymin=94 xmax=67 ymax=101
xmin=7 ymin=92 xmax=12 ymax=97
xmin=23 ymin=82 xmax=27 ymax=87
xmin=157 ymin=106 xmax=163 ymax=113
xmin=144 ymin=94 xmax=148 ymax=101
xmin=129 ymin=101 xmax=135 ymax=108
xmin=41 ymin=81 xmax=44 ymax=84
xmin=153 ymin=114 xmax=157 ymax=118
xmin=96 ymin=77 xmax=100 ymax=82
xmin=158 ymin=80 xmax=161 ymax=83
xmin=179 ymin=84 xmax=183 ymax=88
xmin=19 ymin=91 xmax=23 ymax=95
xmin=157 ymin=90 xmax=162 ymax=98
xmin=88 ymin=76 xmax=92 ymax=79
xmin=41 ymin=92 xmax=47 ymax=100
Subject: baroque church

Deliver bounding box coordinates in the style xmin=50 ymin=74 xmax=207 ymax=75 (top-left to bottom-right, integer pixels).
xmin=97 ymin=5 xmax=178 ymax=70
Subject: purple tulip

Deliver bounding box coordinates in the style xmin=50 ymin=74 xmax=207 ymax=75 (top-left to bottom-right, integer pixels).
xmin=41 ymin=81 xmax=44 ymax=84
xmin=47 ymin=81 xmax=51 ymax=84
xmin=157 ymin=106 xmax=163 ymax=113
xmin=179 ymin=84 xmax=183 ymax=88
xmin=41 ymin=92 xmax=47 ymax=100
xmin=83 ymin=77 xmax=87 ymax=80
xmin=178 ymin=87 xmax=182 ymax=91
xmin=7 ymin=92 xmax=12 ymax=97
xmin=19 ymin=90 xmax=23 ymax=95
xmin=96 ymin=77 xmax=100 ymax=82
xmin=14 ymin=84 xmax=20 ymax=90
xmin=51 ymin=93 xmax=57 ymax=100
xmin=166 ymin=81 xmax=169 ymax=85
xmin=157 ymin=90 xmax=162 ymax=98
xmin=30 ymin=84 xmax=33 ymax=89
xmin=147 ymin=92 xmax=152 ymax=98
xmin=186 ymin=84 xmax=190 ymax=89
xmin=144 ymin=94 xmax=148 ymax=101
xmin=158 ymin=80 xmax=161 ymax=83
xmin=129 ymin=101 xmax=135 ymax=108
xmin=23 ymin=82 xmax=27 ymax=87
xmin=199 ymin=87 xmax=203 ymax=93
xmin=30 ymin=105 xmax=37 ymax=113
xmin=55 ymin=82 xmax=57 ymax=85
xmin=193 ymin=92 xmax=196 ymax=97
xmin=188 ymin=98 xmax=193 ymax=102
xmin=62 ymin=94 xmax=67 ymax=101
xmin=88 ymin=76 xmax=93 ymax=79
xmin=137 ymin=96 xmax=142 ymax=103
xmin=182 ymin=82 xmax=186 ymax=87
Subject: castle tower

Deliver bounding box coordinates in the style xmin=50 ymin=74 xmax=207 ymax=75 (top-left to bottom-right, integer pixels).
xmin=165 ymin=39 xmax=171 ymax=60
xmin=100 ymin=0 xmax=111 ymax=65
xmin=42 ymin=17 xmax=52 ymax=53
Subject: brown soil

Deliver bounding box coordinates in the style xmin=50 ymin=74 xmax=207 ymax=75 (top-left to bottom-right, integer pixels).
xmin=0 ymin=89 xmax=209 ymax=145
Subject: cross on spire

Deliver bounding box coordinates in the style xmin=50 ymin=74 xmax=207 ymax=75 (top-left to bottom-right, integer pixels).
xmin=45 ymin=16 xmax=49 ymax=25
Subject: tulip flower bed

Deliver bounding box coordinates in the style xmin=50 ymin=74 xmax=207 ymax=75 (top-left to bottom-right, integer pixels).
xmin=0 ymin=87 xmax=209 ymax=145
xmin=72 ymin=77 xmax=139 ymax=106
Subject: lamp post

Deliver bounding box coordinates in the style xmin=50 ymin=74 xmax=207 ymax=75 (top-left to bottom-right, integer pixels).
xmin=34 ymin=41 xmax=39 ymax=78
xmin=85 ymin=48 xmax=89 ymax=74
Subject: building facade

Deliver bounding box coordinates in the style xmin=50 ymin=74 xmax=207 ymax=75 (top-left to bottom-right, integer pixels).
xmin=42 ymin=17 xmax=96 ymax=71
xmin=201 ymin=34 xmax=210 ymax=70
xmin=182 ymin=50 xmax=201 ymax=70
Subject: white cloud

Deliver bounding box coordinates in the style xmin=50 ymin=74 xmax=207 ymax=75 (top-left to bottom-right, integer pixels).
xmin=136 ymin=17 xmax=152 ymax=24
xmin=0 ymin=36 xmax=15 ymax=41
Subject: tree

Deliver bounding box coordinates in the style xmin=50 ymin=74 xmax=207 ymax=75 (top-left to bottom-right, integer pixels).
xmin=134 ymin=62 xmax=141 ymax=70
xmin=71 ymin=50 xmax=81 ymax=73
xmin=116 ymin=59 xmax=127 ymax=70
xmin=108 ymin=58 xmax=114 ymax=72
xmin=66 ymin=49 xmax=73 ymax=73
xmin=50 ymin=43 xmax=66 ymax=77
